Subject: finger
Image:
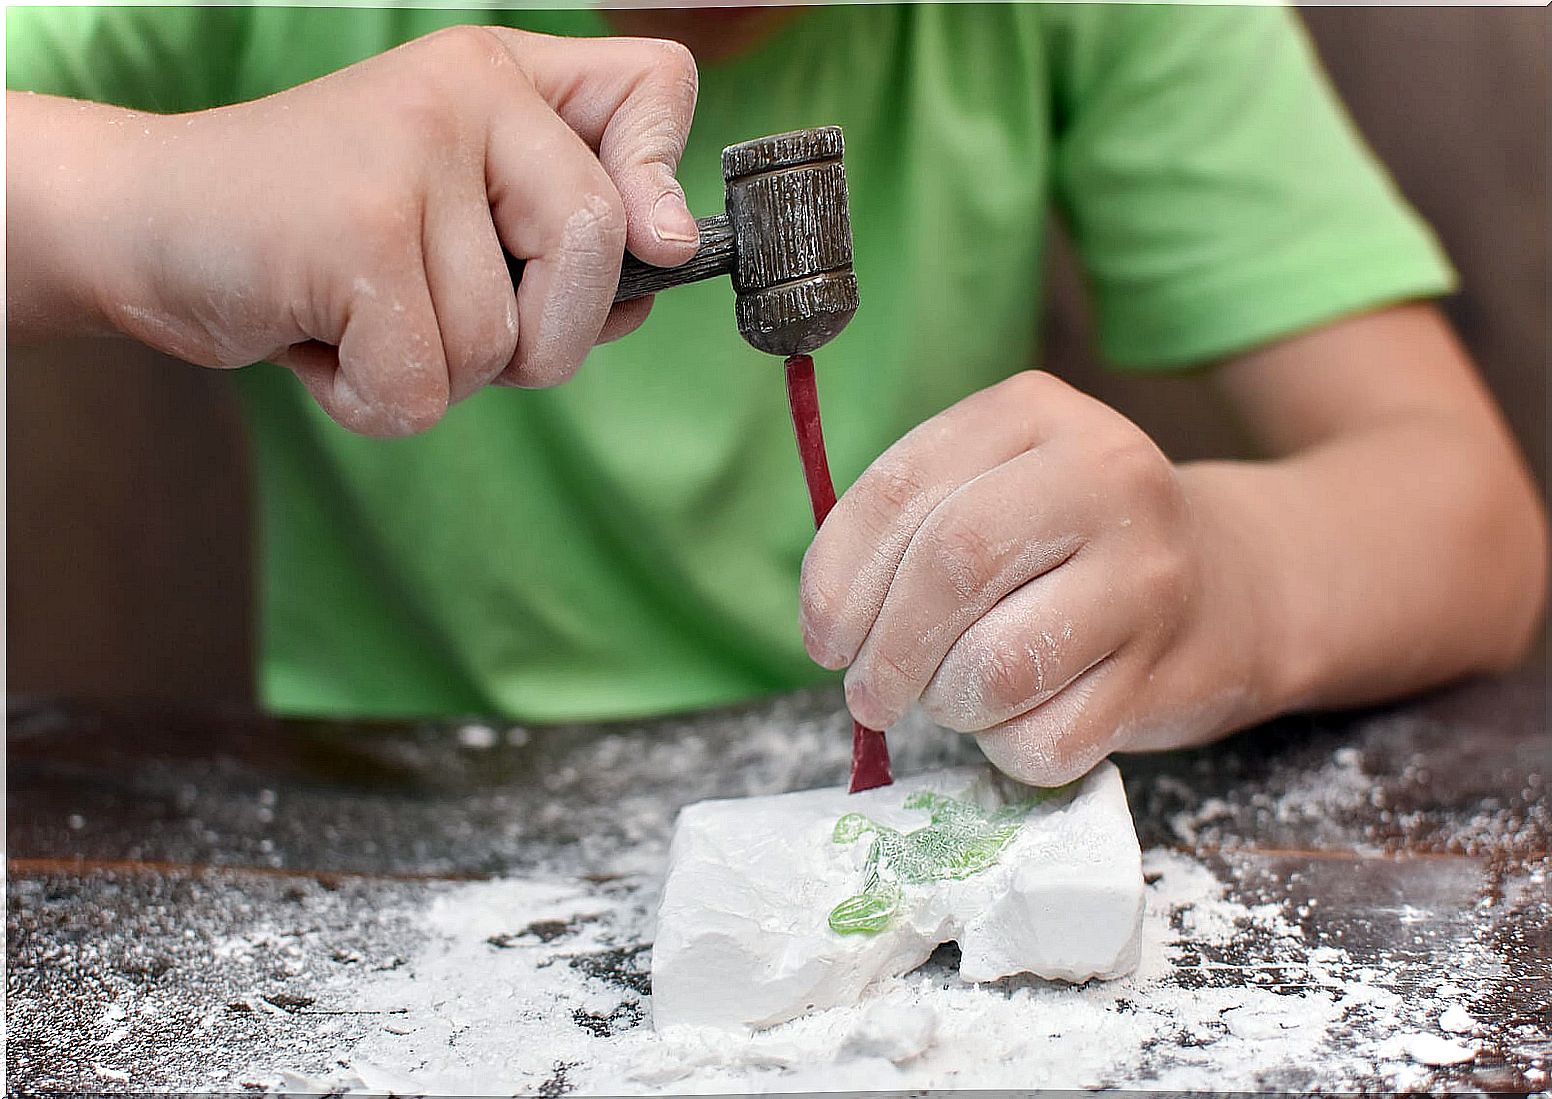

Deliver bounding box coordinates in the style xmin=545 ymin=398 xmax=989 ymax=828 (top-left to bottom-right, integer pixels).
xmin=920 ymin=561 xmax=1133 ymax=733
xmin=280 ymin=268 xmax=450 ymax=437
xmin=974 ymin=654 xmax=1124 ymax=787
xmin=596 ymin=296 xmax=654 ymax=344
xmin=485 ymin=29 xmax=701 ymax=267
xmin=800 ymin=373 xmax=1064 ymax=670
xmin=843 ymin=443 xmax=1092 ymax=730
xmin=422 ymin=182 xmax=521 ymax=403
xmin=490 ymin=297 xmax=649 ymax=385
xmin=483 ymin=80 xmax=626 ymax=388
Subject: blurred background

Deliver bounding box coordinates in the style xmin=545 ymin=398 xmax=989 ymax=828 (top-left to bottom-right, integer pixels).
xmin=7 ymin=6 xmax=1548 ymax=707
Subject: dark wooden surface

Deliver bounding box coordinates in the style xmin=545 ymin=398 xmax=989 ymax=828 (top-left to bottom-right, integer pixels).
xmin=7 ymin=671 xmax=1548 ymax=1093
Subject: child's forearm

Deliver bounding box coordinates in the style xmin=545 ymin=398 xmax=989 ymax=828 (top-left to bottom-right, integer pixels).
xmin=1193 ymin=304 xmax=1547 ymax=723
xmin=1183 ymin=415 xmax=1546 ymax=718
xmin=6 ymin=92 xmax=140 ymax=341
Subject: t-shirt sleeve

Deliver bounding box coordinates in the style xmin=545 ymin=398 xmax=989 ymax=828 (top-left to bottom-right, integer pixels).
xmin=1047 ymin=5 xmax=1456 ymax=371
xmin=6 ymin=5 xmax=248 ymax=111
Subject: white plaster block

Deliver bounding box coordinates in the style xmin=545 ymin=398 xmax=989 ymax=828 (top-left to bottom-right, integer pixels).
xmin=651 ymin=762 xmax=1143 ymax=1031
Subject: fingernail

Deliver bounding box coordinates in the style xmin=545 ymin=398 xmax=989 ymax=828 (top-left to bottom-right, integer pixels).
xmin=652 ymin=192 xmax=698 ymax=243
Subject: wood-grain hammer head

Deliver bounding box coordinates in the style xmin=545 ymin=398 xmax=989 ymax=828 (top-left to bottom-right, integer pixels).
xmin=721 ymin=127 xmax=858 ymax=357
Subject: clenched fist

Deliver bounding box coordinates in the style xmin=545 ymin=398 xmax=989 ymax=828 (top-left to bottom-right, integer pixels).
xmin=800 ymin=371 xmax=1274 ymax=786
xmin=9 ymin=27 xmax=701 ymax=434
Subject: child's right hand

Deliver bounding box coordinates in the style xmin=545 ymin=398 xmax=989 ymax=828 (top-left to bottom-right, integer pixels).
xmin=8 ymin=27 xmax=701 ymax=435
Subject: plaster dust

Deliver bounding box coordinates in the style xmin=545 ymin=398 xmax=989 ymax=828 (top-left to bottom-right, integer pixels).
xmin=216 ymin=711 xmax=1542 ymax=1095
xmin=253 ymin=848 xmax=1459 ymax=1095
xmin=23 ymin=698 xmax=1540 ymax=1095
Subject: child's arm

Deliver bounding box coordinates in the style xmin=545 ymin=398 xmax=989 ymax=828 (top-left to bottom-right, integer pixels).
xmin=6 ymin=27 xmax=701 ymax=435
xmin=799 ymin=303 xmax=1546 ymax=785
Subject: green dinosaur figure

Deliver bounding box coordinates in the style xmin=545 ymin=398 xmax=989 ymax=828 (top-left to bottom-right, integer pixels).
xmin=827 ymin=785 xmax=1071 ymax=935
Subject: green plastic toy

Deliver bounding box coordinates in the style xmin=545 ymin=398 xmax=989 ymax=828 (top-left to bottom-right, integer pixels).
xmin=827 ymin=786 xmax=1070 ymax=935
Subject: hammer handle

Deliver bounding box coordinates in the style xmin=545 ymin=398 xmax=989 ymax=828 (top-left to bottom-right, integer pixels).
xmin=504 ymin=214 xmax=735 ymax=306
xmin=617 ymin=214 xmax=735 ymax=302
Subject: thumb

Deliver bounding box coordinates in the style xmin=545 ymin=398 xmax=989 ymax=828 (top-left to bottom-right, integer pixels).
xmin=486 ymin=30 xmax=701 ymax=268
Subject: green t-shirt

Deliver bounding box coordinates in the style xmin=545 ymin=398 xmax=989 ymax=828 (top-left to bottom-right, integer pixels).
xmin=8 ymin=4 xmax=1453 ymax=722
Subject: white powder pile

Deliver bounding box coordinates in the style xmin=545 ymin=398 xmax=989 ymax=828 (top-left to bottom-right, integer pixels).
xmin=256 ymin=848 xmax=1479 ymax=1094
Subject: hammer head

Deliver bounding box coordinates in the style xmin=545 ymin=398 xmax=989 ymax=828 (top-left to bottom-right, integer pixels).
xmin=722 ymin=127 xmax=858 ymax=357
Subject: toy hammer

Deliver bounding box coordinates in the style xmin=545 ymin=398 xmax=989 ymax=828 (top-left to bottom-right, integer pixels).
xmin=508 ymin=127 xmax=858 ymax=357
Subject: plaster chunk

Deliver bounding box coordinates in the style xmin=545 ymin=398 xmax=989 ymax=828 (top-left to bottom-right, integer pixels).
xmin=651 ymin=762 xmax=1144 ymax=1031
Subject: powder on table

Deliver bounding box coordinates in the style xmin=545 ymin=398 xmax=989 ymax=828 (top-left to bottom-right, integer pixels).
xmin=783 ymin=353 xmax=892 ymax=794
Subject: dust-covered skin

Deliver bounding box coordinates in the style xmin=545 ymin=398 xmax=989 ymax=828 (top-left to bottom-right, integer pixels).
xmin=800 ymin=307 xmax=1547 ymax=787
xmin=799 ymin=370 xmax=1275 ymax=787
xmin=6 ymin=27 xmax=701 ymax=434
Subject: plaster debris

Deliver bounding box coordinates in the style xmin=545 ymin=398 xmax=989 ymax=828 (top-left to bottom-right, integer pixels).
xmin=14 ymin=824 xmax=1537 ymax=1096
xmin=1438 ymin=1004 xmax=1478 ymax=1034
xmin=1392 ymin=1032 xmax=1478 ymax=1067
xmin=651 ymin=763 xmax=1143 ymax=1030
xmin=456 ymin=724 xmax=498 ymax=749
xmin=238 ymin=847 xmax=1476 ymax=1095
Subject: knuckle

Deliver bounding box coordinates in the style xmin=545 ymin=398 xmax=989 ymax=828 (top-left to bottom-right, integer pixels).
xmin=854 ymin=460 xmax=928 ymax=533
xmin=337 ymin=396 xmax=444 ymax=438
xmin=981 ymin=639 xmax=1040 ymax=712
xmin=426 ymin=25 xmax=511 ymax=74
xmin=329 ymin=401 xmax=376 ymax=436
xmin=400 ymin=28 xmax=518 ymax=144
xmin=647 ymin=38 xmax=699 ymax=99
xmin=561 ymin=188 xmax=629 ymax=266
xmin=875 ymin=644 xmax=918 ymax=685
xmin=851 ymin=645 xmax=917 ymax=708
xmin=453 ymin=313 xmax=520 ymax=389
xmin=919 ymin=509 xmax=1005 ymax=599
xmin=379 ymin=369 xmax=452 ymax=436
xmin=391 ymin=400 xmax=447 ymax=437
xmin=1133 ymin=543 xmax=1194 ymax=630
xmin=1097 ymin=428 xmax=1173 ymax=499
xmin=978 ymin=718 xmax=1093 ymax=788
xmin=1002 ymin=369 xmax=1066 ymax=408
xmin=1020 ymin=743 xmax=1088 ymax=787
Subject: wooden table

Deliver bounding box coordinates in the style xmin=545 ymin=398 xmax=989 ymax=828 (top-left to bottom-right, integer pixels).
xmin=7 ymin=670 xmax=1548 ymax=1093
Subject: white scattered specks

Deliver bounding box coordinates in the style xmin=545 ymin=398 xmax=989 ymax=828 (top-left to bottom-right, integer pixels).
xmin=1392 ymin=1032 xmax=1477 ymax=1067
xmin=1438 ymin=1004 xmax=1478 ymax=1034
xmin=455 ymin=724 xmax=498 ymax=749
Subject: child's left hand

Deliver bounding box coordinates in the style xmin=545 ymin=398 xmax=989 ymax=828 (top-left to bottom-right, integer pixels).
xmin=798 ymin=370 xmax=1272 ymax=785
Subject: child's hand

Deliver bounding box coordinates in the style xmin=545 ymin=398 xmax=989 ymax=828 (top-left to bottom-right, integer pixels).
xmin=17 ymin=28 xmax=700 ymax=435
xmin=798 ymin=371 xmax=1271 ymax=786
